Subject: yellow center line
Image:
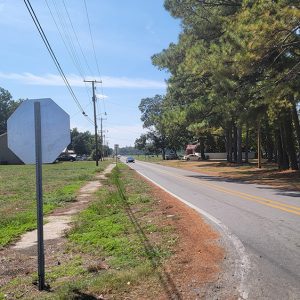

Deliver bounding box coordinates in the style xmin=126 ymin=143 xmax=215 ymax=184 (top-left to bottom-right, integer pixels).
xmin=193 ymin=177 xmax=300 ymax=211
xmin=139 ymin=162 xmax=300 ymax=216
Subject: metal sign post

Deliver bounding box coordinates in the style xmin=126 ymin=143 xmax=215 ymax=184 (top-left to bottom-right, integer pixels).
xmin=8 ymin=98 xmax=71 ymax=291
xmin=34 ymin=102 xmax=45 ymax=290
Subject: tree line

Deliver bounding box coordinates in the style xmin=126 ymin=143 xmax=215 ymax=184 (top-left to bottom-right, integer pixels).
xmin=69 ymin=128 xmax=112 ymax=158
xmin=0 ymin=87 xmax=22 ymax=135
xmin=135 ymin=0 xmax=300 ymax=169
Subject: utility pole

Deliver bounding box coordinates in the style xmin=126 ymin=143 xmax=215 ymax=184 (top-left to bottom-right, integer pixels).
xmin=103 ymin=133 xmax=106 ymax=159
xmin=100 ymin=117 xmax=103 ymax=161
xmin=84 ymin=80 xmax=101 ymax=166
xmin=99 ymin=116 xmax=107 ymax=161
xmin=114 ymin=144 xmax=119 ymax=165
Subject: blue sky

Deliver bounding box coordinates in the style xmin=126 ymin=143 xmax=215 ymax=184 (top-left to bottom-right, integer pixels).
xmin=0 ymin=0 xmax=180 ymax=147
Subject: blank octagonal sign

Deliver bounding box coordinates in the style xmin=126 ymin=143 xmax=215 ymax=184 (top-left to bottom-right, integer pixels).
xmin=8 ymin=98 xmax=70 ymax=164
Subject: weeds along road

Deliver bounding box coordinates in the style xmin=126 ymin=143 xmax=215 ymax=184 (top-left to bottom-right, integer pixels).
xmin=123 ymin=159 xmax=300 ymax=300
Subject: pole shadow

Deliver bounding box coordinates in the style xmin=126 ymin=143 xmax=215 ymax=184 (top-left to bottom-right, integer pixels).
xmin=115 ymin=175 xmax=182 ymax=300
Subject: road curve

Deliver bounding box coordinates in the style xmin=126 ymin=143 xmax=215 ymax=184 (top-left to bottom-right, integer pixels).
xmin=124 ymin=159 xmax=300 ymax=299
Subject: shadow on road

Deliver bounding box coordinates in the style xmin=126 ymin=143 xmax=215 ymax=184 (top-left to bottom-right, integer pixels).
xmin=186 ymin=174 xmax=300 ymax=199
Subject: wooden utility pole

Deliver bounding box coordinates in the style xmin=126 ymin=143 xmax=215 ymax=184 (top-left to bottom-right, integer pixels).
xmin=84 ymin=80 xmax=102 ymax=166
xmin=99 ymin=115 xmax=107 ymax=161
xmin=100 ymin=117 xmax=103 ymax=161
xmin=103 ymin=133 xmax=106 ymax=159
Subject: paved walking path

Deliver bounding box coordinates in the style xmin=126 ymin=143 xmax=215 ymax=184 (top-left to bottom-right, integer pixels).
xmin=12 ymin=163 xmax=115 ymax=250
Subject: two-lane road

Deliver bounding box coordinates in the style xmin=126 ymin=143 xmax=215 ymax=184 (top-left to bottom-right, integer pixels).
xmin=125 ymin=159 xmax=300 ymax=299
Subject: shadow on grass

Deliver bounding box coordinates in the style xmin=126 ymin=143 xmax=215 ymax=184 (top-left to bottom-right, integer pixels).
xmin=115 ymin=171 xmax=182 ymax=300
xmin=73 ymin=289 xmax=97 ymax=300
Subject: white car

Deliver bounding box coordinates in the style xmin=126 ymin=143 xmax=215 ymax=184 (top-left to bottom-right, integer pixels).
xmin=183 ymin=154 xmax=201 ymax=161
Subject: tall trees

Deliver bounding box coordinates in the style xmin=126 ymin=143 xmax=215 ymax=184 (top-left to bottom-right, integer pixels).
xmin=144 ymin=0 xmax=300 ymax=169
xmin=137 ymin=94 xmax=192 ymax=157
xmin=69 ymin=128 xmax=94 ymax=155
xmin=138 ymin=95 xmax=168 ymax=159
xmin=0 ymin=87 xmax=21 ymax=135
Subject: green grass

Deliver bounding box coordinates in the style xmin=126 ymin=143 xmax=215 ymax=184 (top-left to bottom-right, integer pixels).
xmin=1 ymin=163 xmax=177 ymax=299
xmin=37 ymin=256 xmax=87 ymax=282
xmin=68 ymin=165 xmax=169 ymax=268
xmin=0 ymin=161 xmax=110 ymax=247
xmin=60 ymin=165 xmax=174 ymax=295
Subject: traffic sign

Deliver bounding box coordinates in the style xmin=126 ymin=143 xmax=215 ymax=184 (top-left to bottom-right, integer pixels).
xmin=7 ymin=98 xmax=70 ymax=290
xmin=7 ymin=98 xmax=70 ymax=164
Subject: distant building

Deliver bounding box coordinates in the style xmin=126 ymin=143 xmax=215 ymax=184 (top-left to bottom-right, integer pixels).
xmin=185 ymin=142 xmax=255 ymax=160
xmin=0 ymin=133 xmax=23 ymax=165
xmin=185 ymin=144 xmax=199 ymax=155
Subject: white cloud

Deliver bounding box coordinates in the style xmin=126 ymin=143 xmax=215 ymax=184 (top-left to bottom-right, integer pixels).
xmin=0 ymin=72 xmax=166 ymax=89
xmin=96 ymin=94 xmax=108 ymax=99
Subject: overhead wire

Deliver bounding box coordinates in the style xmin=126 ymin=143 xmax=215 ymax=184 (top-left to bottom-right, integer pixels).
xmin=45 ymin=0 xmax=93 ymax=113
xmin=62 ymin=0 xmax=94 ymax=77
xmin=45 ymin=0 xmax=85 ymax=80
xmin=71 ymin=101 xmax=93 ymax=118
xmin=83 ymin=0 xmax=107 ymax=118
xmin=51 ymin=0 xmax=86 ymax=79
xmin=83 ymin=0 xmax=102 ymax=79
xmin=24 ymin=0 xmax=91 ymax=123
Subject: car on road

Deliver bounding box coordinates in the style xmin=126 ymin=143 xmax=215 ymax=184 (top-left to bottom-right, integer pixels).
xmin=126 ymin=156 xmax=135 ymax=163
xmin=183 ymin=154 xmax=201 ymax=161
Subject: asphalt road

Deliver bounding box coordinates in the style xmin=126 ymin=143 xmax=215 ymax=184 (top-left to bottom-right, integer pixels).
xmin=124 ymin=159 xmax=300 ymax=300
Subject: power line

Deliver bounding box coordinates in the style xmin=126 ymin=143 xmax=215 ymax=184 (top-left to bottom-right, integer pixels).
xmin=83 ymin=0 xmax=108 ymax=146
xmin=83 ymin=0 xmax=102 ymax=79
xmin=83 ymin=0 xmax=107 ymax=116
xmin=24 ymin=0 xmax=90 ymax=121
xmin=62 ymin=0 xmax=94 ymax=77
xmin=52 ymin=0 xmax=85 ymax=78
xmin=45 ymin=0 xmax=92 ymax=105
xmin=45 ymin=0 xmax=85 ymax=80
xmin=84 ymin=0 xmax=106 ymax=123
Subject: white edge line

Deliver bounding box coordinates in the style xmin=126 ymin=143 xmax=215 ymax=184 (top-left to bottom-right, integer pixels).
xmin=133 ymin=167 xmax=250 ymax=300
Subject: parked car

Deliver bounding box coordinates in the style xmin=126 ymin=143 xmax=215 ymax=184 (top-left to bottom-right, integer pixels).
xmin=76 ymin=154 xmax=88 ymax=161
xmin=165 ymin=153 xmax=178 ymax=160
xmin=126 ymin=156 xmax=135 ymax=163
xmin=183 ymin=154 xmax=201 ymax=161
xmin=57 ymin=154 xmax=76 ymax=162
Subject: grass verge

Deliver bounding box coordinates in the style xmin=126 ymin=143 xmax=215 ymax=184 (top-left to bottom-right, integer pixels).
xmin=0 ymin=161 xmax=110 ymax=247
xmin=1 ymin=163 xmax=177 ymax=299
